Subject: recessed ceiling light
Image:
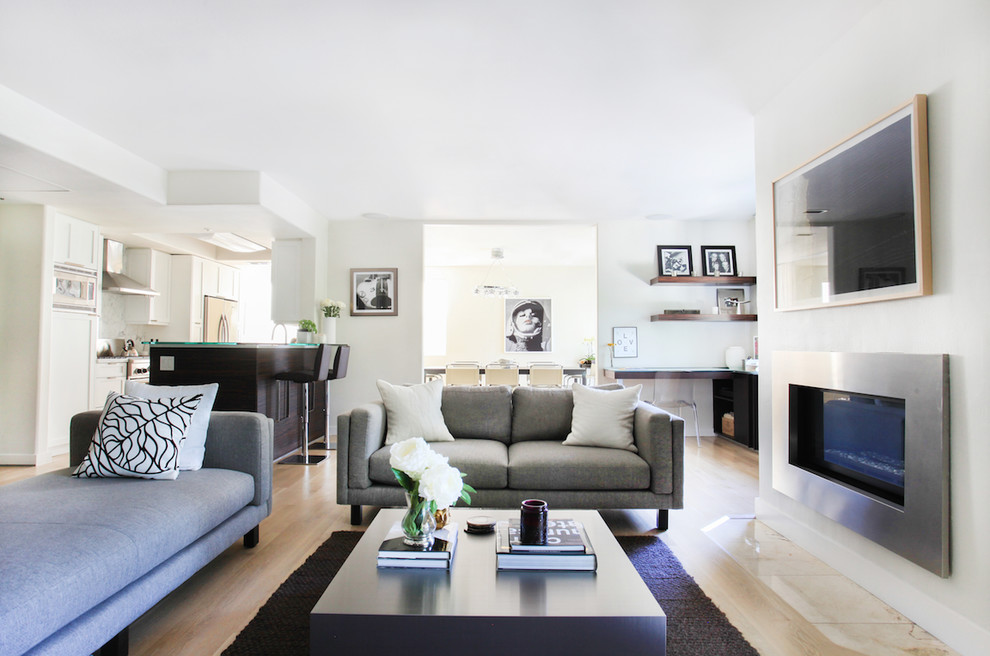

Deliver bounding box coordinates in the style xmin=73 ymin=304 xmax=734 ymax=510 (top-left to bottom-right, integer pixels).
xmin=197 ymin=232 xmax=266 ymax=253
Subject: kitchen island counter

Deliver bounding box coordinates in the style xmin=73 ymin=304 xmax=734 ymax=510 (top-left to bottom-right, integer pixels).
xmin=149 ymin=342 xmax=328 ymax=460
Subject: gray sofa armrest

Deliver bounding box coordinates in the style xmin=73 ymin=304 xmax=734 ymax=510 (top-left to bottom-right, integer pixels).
xmin=337 ymin=401 xmax=387 ymax=501
xmin=632 ymin=402 xmax=684 ymax=502
xmin=69 ymin=410 xmax=274 ymax=512
xmin=202 ymin=412 xmax=274 ymax=511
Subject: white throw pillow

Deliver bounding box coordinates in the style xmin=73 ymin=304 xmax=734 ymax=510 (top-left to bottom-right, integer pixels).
xmin=377 ymin=379 xmax=454 ymax=444
xmin=563 ymin=383 xmax=643 ymax=452
xmin=73 ymin=392 xmax=202 ymax=480
xmin=125 ymin=381 xmax=219 ymax=470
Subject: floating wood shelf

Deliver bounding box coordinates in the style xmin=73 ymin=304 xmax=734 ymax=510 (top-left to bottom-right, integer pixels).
xmin=649 ymin=276 xmax=757 ymax=286
xmin=650 ymin=313 xmax=758 ymax=322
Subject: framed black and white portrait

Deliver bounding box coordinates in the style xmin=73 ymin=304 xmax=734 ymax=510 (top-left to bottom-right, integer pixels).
xmin=657 ymin=245 xmax=693 ymax=277
xmin=351 ymin=268 xmax=397 ymax=316
xmin=700 ymin=246 xmax=737 ymax=277
xmin=504 ymin=298 xmax=552 ymax=352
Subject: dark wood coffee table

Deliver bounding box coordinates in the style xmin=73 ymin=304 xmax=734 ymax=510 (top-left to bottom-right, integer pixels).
xmin=310 ymin=509 xmax=666 ymax=655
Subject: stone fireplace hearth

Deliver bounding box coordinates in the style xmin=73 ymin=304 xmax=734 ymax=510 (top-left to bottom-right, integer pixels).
xmin=772 ymin=351 xmax=950 ymax=577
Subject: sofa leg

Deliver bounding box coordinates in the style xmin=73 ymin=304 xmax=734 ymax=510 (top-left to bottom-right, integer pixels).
xmin=657 ymin=510 xmax=669 ymax=532
xmin=351 ymin=505 xmax=362 ymax=525
xmin=97 ymin=626 xmax=128 ymax=656
xmin=244 ymin=526 xmax=260 ymax=549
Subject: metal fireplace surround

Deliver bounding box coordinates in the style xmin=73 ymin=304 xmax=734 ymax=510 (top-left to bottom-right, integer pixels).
xmin=772 ymin=351 xmax=950 ymax=577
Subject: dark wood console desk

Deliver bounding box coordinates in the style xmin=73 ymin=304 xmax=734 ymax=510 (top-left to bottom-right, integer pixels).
xmin=603 ymin=367 xmax=759 ymax=450
xmin=149 ymin=343 xmax=327 ymax=460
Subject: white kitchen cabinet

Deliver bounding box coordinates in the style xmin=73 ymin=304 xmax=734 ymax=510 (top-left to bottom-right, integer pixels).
xmin=92 ymin=360 xmax=127 ymax=410
xmin=160 ymin=255 xmax=206 ymax=342
xmin=48 ymin=312 xmax=97 ymax=455
xmin=217 ymin=264 xmax=240 ymax=301
xmin=53 ymin=213 xmax=100 ymax=270
xmin=201 ymin=258 xmax=219 ymax=297
xmin=124 ymin=248 xmax=171 ymax=324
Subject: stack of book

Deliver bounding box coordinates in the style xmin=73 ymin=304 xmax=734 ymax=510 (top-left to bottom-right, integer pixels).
xmin=495 ymin=518 xmax=597 ymax=571
xmin=377 ymin=522 xmax=459 ymax=569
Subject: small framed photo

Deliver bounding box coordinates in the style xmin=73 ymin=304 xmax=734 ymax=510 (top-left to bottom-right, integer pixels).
xmin=657 ymin=245 xmax=693 ymax=277
xmin=350 ymin=268 xmax=398 ymax=316
xmin=612 ymin=326 xmax=638 ymax=358
xmin=700 ymin=246 xmax=737 ymax=276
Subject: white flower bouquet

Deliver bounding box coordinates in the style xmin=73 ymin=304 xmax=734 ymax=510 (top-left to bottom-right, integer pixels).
xmin=320 ymin=298 xmax=345 ymax=318
xmin=389 ymin=437 xmax=475 ymax=543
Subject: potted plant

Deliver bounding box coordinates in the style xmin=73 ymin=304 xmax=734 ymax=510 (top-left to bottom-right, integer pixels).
xmin=297 ymin=319 xmax=317 ymax=343
xmin=578 ymin=354 xmax=595 ymax=369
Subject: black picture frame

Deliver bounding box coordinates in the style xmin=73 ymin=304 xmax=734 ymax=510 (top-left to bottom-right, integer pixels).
xmin=657 ymin=245 xmax=693 ymax=277
xmin=350 ymin=268 xmax=398 ymax=316
xmin=700 ymin=245 xmax=737 ymax=277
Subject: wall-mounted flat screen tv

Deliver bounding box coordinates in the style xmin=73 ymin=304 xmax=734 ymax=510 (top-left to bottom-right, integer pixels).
xmin=772 ymin=95 xmax=931 ymax=310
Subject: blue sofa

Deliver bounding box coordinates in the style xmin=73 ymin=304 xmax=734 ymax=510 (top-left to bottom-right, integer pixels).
xmin=0 ymin=410 xmax=273 ymax=656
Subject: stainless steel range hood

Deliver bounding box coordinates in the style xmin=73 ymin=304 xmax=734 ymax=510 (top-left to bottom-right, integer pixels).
xmin=102 ymin=239 xmax=159 ymax=296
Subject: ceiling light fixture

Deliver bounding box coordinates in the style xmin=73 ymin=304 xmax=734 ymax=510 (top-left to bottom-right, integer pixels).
xmin=473 ymin=248 xmax=519 ymax=298
xmin=197 ymin=231 xmax=266 ymax=253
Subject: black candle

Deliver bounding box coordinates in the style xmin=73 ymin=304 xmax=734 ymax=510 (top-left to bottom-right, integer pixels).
xmin=519 ymin=499 xmax=548 ymax=545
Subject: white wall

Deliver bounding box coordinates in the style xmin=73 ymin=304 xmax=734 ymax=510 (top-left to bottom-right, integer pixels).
xmin=753 ymin=0 xmax=990 ymax=652
xmin=0 ymin=205 xmax=50 ymax=463
xmin=597 ymin=217 xmax=757 ymax=434
xmin=423 ymin=264 xmax=597 ymax=369
xmin=326 ymin=219 xmax=425 ymax=418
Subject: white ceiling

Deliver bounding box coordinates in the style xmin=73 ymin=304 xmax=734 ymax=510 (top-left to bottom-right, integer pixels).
xmin=0 ymin=0 xmax=880 ymax=250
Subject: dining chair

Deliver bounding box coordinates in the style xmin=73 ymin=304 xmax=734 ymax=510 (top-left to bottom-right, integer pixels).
xmin=652 ymin=378 xmax=702 ymax=447
xmin=484 ymin=361 xmax=520 ymax=387
xmin=445 ymin=362 xmax=482 ymax=386
xmin=528 ymin=362 xmax=564 ymax=387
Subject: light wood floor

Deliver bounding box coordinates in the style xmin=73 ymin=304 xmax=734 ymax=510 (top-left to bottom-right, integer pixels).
xmin=1 ymin=437 xmax=862 ymax=656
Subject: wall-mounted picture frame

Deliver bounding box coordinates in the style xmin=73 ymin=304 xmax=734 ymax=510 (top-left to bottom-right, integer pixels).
xmin=612 ymin=326 xmax=638 ymax=358
xmin=772 ymin=94 xmax=931 ymax=310
xmin=657 ymin=245 xmax=693 ymax=277
xmin=700 ymin=245 xmax=737 ymax=276
xmin=505 ymin=298 xmax=552 ymax=352
xmin=350 ymin=268 xmax=398 ymax=316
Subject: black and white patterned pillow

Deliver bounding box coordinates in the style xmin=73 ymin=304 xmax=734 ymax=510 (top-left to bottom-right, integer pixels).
xmin=73 ymin=392 xmax=203 ymax=480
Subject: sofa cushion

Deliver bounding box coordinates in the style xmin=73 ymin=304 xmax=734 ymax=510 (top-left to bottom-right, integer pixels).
xmin=73 ymin=392 xmax=202 ymax=480
xmin=441 ymin=385 xmax=513 ymax=443
xmin=563 ymin=383 xmax=643 ymax=452
xmin=508 ymin=441 xmax=650 ymax=490
xmin=125 ymin=381 xmax=219 ymax=470
xmin=510 ymin=387 xmax=573 ymax=442
xmin=0 ymin=467 xmax=255 ymax=656
xmin=369 ymin=439 xmax=509 ymax=489
xmin=377 ymin=379 xmax=454 ymax=443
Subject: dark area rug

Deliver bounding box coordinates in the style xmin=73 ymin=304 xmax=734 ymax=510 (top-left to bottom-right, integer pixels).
xmin=223 ymin=531 xmax=758 ymax=656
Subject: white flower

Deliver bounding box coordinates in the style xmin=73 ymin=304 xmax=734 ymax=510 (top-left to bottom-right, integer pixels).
xmin=389 ymin=437 xmax=446 ymax=480
xmin=418 ymin=463 xmax=465 ymax=508
xmin=320 ymin=298 xmax=346 ymax=317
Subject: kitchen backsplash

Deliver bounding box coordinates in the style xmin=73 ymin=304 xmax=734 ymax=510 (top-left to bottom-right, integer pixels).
xmin=99 ymin=292 xmax=155 ymax=355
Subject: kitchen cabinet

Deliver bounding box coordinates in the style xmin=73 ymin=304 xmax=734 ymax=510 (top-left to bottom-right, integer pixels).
xmin=124 ymin=248 xmax=171 ymax=324
xmin=92 ymin=360 xmax=127 ymax=409
xmin=53 ymin=213 xmax=100 ymax=270
xmin=217 ymin=264 xmax=240 ymax=301
xmin=48 ymin=312 xmax=97 ymax=455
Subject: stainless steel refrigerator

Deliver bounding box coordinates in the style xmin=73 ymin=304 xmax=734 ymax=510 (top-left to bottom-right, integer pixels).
xmin=203 ymin=295 xmax=239 ymax=342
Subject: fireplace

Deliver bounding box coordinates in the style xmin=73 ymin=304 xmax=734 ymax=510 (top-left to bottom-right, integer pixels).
xmin=772 ymin=351 xmax=949 ymax=577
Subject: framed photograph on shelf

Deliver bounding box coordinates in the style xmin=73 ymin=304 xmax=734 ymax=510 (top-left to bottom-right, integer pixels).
xmin=350 ymin=268 xmax=398 ymax=316
xmin=657 ymin=245 xmax=693 ymax=277
xmin=700 ymin=245 xmax=737 ymax=277
xmin=612 ymin=326 xmax=638 ymax=358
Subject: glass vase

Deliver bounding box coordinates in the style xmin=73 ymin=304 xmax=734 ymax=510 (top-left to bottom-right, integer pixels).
xmin=401 ymin=493 xmax=437 ymax=548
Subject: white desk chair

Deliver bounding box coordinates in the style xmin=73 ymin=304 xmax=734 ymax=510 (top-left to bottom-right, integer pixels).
xmin=485 ymin=361 xmax=520 ymax=387
xmin=652 ymin=378 xmax=702 ymax=447
xmin=445 ymin=362 xmax=481 ymax=386
xmin=529 ymin=362 xmax=564 ymax=387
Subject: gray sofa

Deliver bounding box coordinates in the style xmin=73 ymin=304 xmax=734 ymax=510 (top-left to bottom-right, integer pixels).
xmin=0 ymin=410 xmax=273 ymax=656
xmin=337 ymin=385 xmax=684 ymax=530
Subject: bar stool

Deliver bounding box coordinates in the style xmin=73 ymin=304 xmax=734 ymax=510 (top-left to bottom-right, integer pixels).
xmin=320 ymin=344 xmax=350 ymax=449
xmin=276 ymin=344 xmax=333 ymax=465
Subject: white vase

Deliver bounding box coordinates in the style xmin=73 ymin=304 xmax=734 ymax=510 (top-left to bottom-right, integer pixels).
xmin=297 ymin=331 xmax=314 ymax=343
xmin=321 ymin=316 xmax=337 ymax=344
